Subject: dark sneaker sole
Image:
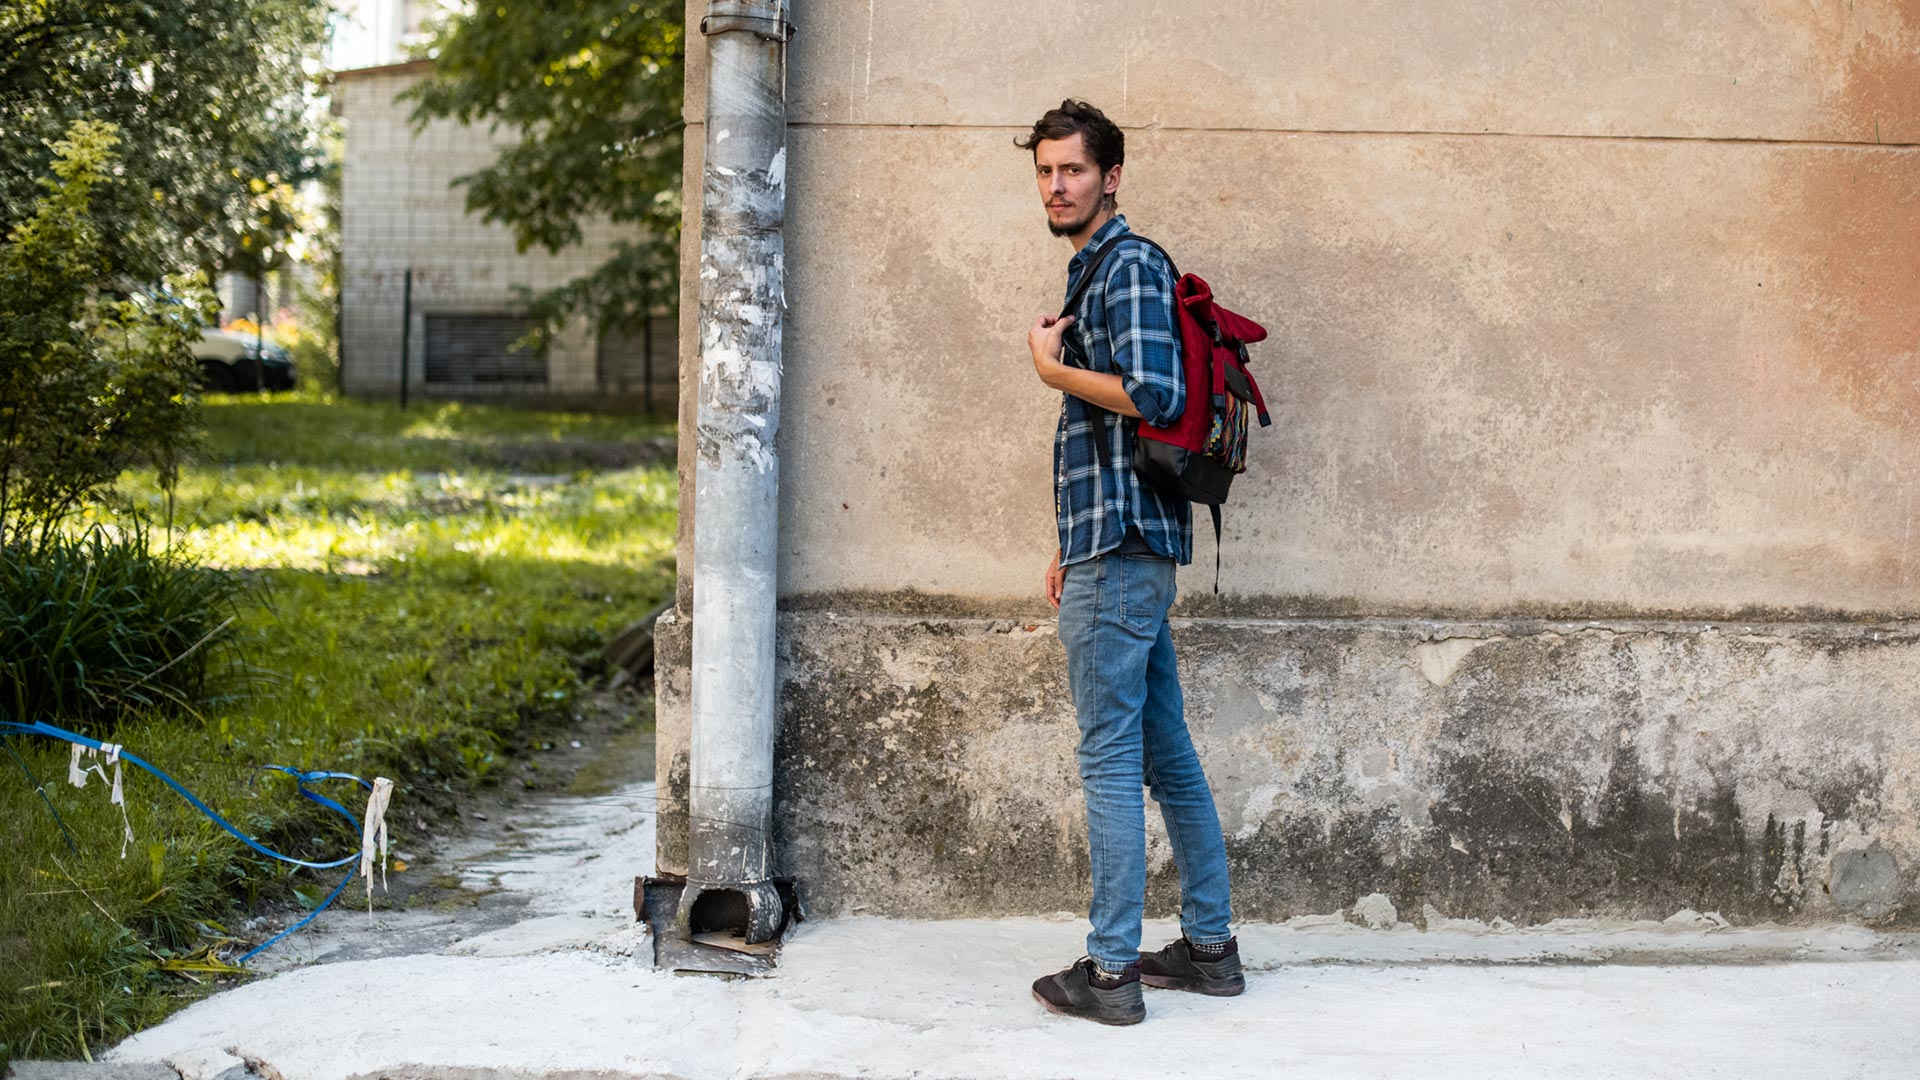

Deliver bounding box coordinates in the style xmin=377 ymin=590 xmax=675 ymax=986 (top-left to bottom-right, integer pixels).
xmin=1140 ymin=972 xmax=1246 ymax=996
xmin=1031 ymin=987 xmax=1146 ymax=1025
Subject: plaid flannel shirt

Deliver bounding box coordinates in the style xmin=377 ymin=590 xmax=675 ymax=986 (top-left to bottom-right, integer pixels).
xmin=1054 ymin=215 xmax=1192 ymax=567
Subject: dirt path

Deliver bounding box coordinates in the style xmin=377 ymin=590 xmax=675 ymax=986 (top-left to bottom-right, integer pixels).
xmin=240 ymin=692 xmax=658 ymax=976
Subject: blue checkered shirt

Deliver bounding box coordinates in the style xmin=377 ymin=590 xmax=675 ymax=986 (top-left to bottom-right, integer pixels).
xmin=1054 ymin=215 xmax=1192 ymax=567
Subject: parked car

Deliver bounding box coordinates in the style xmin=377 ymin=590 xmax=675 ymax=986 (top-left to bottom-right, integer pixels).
xmin=192 ymin=328 xmax=295 ymax=391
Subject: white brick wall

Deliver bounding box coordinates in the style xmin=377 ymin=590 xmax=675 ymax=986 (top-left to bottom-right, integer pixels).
xmin=336 ymin=65 xmax=670 ymax=404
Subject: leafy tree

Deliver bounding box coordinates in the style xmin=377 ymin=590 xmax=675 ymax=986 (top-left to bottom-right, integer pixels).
xmin=403 ymin=0 xmax=685 ymax=338
xmin=0 ymin=1 xmax=332 ymax=539
xmin=0 ymin=122 xmax=213 ymax=545
xmin=0 ymin=0 xmax=333 ymax=285
xmin=284 ymin=128 xmax=346 ymax=389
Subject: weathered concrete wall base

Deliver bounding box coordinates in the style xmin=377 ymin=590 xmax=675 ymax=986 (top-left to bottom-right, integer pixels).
xmin=654 ymin=610 xmax=1920 ymax=926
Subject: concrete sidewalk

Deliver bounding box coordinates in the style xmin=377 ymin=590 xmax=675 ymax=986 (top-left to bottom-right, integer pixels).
xmin=13 ymin=781 xmax=1918 ymax=1079
xmin=83 ymin=916 xmax=1920 ymax=1079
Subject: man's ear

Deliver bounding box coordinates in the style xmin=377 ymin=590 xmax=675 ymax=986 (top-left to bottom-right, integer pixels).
xmin=1103 ymin=164 xmax=1123 ymax=197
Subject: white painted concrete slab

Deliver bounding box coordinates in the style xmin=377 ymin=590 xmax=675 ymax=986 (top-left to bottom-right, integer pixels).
xmin=108 ymin=919 xmax=1920 ymax=1080
xmin=104 ymin=780 xmax=1919 ymax=1080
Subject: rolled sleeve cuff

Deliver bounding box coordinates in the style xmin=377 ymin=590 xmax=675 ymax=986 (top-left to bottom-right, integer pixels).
xmin=1122 ymin=376 xmax=1183 ymax=428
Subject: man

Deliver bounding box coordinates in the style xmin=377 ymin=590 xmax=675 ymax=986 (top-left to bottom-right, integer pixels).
xmin=1018 ymin=99 xmax=1242 ymax=1026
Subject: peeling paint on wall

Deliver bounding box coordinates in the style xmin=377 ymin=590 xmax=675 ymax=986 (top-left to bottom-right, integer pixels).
xmin=656 ymin=612 xmax=1920 ymax=925
xmin=1414 ymin=637 xmax=1502 ymax=686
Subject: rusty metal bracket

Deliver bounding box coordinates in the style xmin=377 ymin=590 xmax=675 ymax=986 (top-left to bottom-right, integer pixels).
xmin=698 ymin=3 xmax=795 ymax=42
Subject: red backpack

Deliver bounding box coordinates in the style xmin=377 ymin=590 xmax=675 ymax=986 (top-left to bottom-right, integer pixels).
xmin=1060 ymin=234 xmax=1272 ymax=585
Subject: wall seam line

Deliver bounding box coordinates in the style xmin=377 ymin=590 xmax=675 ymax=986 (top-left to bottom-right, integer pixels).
xmin=770 ymin=611 xmax=1920 ymax=637
xmin=750 ymin=120 xmax=1919 ymax=151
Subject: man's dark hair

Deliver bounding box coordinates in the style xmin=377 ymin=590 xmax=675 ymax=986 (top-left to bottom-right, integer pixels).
xmin=1016 ymin=99 xmax=1124 ymax=208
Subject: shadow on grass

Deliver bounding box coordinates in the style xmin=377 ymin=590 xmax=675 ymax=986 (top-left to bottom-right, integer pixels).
xmin=193 ymin=394 xmax=677 ymax=473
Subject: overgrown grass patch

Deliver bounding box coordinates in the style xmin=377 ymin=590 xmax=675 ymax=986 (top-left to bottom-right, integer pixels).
xmin=1 ymin=391 xmax=675 ymax=1060
xmin=2 ymin=523 xmax=252 ymax=735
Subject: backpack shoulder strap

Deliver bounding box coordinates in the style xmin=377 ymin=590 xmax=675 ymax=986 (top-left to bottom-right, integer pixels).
xmin=1118 ymin=234 xmax=1181 ymax=283
xmin=1057 ymin=233 xmax=1180 ymax=321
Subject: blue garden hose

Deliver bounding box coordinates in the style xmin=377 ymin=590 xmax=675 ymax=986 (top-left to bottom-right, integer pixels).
xmin=0 ymin=717 xmax=384 ymax=965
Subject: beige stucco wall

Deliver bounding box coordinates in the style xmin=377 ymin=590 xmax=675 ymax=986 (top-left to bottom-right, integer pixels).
xmin=662 ymin=3 xmax=1920 ymax=923
xmin=675 ymin=0 xmax=1920 ymax=617
xmin=690 ymin=1 xmax=1916 ymax=143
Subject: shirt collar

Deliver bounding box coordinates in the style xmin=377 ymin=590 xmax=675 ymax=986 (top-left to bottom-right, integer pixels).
xmin=1068 ymin=213 xmax=1130 ymax=274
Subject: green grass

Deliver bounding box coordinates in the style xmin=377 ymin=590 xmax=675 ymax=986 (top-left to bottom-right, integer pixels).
xmin=3 ymin=524 xmax=252 ymax=736
xmin=0 ymin=390 xmax=676 ymax=1061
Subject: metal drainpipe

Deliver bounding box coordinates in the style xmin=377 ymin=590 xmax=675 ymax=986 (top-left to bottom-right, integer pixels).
xmin=675 ymin=0 xmax=794 ymax=946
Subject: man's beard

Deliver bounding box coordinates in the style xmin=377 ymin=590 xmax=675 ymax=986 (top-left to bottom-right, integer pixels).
xmin=1047 ymin=197 xmax=1104 ymax=237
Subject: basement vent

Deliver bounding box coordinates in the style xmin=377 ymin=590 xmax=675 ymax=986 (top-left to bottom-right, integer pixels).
xmin=424 ymin=314 xmax=545 ymax=385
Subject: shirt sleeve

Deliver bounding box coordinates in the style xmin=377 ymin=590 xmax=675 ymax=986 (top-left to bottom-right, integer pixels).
xmin=1102 ymin=251 xmax=1184 ymax=428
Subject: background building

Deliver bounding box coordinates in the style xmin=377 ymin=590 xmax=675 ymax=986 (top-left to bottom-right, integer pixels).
xmin=656 ymin=2 xmax=1920 ymax=925
xmin=329 ymin=4 xmax=679 ymax=409
xmin=327 ymin=0 xmax=429 ymax=71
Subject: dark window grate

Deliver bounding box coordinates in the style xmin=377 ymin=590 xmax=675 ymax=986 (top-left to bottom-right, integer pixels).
xmin=424 ymin=314 xmax=545 ymax=384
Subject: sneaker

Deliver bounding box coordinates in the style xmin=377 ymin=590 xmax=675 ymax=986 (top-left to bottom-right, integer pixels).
xmin=1031 ymin=957 xmax=1146 ymax=1025
xmin=1137 ymin=937 xmax=1245 ymax=996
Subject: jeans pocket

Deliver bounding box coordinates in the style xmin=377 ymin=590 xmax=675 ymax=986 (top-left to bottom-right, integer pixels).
xmin=1118 ymin=556 xmax=1167 ymax=634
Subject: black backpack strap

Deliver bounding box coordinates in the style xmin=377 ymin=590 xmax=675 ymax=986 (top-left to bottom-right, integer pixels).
xmin=1210 ymin=503 xmax=1222 ymax=594
xmin=1058 ymin=232 xmax=1180 ymax=323
xmin=1057 ymin=237 xmax=1119 ymax=322
xmin=1122 ymin=235 xmax=1180 ymax=283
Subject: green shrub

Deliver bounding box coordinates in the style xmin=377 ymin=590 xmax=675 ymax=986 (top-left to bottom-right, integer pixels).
xmin=0 ymin=119 xmax=210 ymax=548
xmin=0 ymin=523 xmax=249 ymax=734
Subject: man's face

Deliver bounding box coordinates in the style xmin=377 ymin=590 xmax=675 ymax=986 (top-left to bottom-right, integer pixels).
xmin=1034 ymin=133 xmax=1119 ymax=238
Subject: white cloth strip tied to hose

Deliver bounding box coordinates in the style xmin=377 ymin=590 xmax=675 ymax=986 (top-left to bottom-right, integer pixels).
xmin=104 ymin=742 xmax=124 ymax=804
xmin=66 ymin=743 xmax=137 ymax=857
xmin=360 ymin=776 xmax=395 ymax=913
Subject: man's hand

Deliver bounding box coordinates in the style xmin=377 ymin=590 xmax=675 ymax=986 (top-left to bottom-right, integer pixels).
xmin=1045 ymin=548 xmax=1064 ymax=610
xmin=1028 ymin=314 xmax=1075 ymax=388
xmin=1025 ymin=314 xmax=1143 ymax=417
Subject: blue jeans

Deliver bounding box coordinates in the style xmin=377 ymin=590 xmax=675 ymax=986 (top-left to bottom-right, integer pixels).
xmin=1058 ymin=550 xmax=1234 ymax=970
